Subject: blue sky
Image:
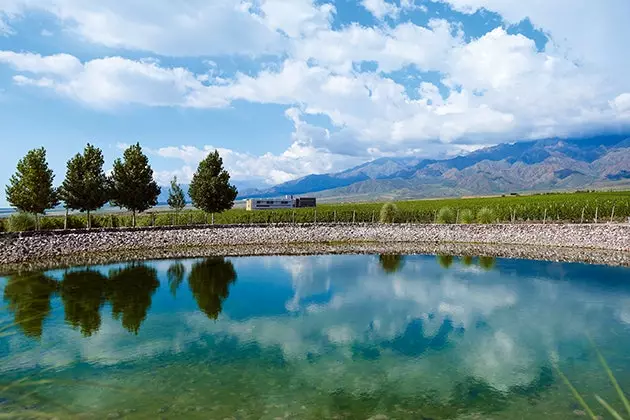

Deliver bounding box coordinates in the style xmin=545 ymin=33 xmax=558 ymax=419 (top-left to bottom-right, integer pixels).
xmin=1 ymin=0 xmax=630 ymax=207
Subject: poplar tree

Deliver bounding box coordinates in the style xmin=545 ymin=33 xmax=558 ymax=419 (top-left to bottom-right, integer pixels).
xmin=5 ymin=147 xmax=59 ymax=229
xmin=59 ymin=144 xmax=109 ymax=228
xmin=167 ymin=176 xmax=186 ymax=214
xmin=109 ymin=143 xmax=160 ymax=227
xmin=188 ymin=150 xmax=238 ymax=217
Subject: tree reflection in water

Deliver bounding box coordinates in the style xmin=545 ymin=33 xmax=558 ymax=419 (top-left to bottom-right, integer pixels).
xmin=107 ymin=264 xmax=160 ymax=335
xmin=188 ymin=257 xmax=237 ymax=320
xmin=437 ymin=255 xmax=455 ymax=269
xmin=378 ymin=254 xmax=405 ymax=274
xmin=60 ymin=270 xmax=108 ymax=337
xmin=3 ymin=272 xmax=58 ymax=339
xmin=167 ymin=261 xmax=186 ymax=298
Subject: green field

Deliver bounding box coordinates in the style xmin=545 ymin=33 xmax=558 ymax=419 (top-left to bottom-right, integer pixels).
xmin=2 ymin=191 xmax=630 ymax=232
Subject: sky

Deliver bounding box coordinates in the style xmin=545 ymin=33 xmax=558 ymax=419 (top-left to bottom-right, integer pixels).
xmin=1 ymin=0 xmax=630 ymax=207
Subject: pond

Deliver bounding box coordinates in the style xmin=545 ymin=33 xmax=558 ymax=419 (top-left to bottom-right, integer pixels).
xmin=1 ymin=254 xmax=630 ymax=419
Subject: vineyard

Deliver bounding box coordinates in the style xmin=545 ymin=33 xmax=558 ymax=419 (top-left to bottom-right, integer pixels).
xmin=2 ymin=191 xmax=630 ymax=232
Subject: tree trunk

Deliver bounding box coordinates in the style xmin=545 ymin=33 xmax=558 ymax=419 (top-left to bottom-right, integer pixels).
xmin=132 ymin=210 xmax=136 ymax=228
xmin=64 ymin=208 xmax=68 ymax=230
xmin=87 ymin=210 xmax=91 ymax=229
xmin=35 ymin=213 xmax=39 ymax=231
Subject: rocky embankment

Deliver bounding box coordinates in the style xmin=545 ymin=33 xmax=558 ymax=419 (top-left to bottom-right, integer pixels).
xmin=1 ymin=223 xmax=629 ymax=271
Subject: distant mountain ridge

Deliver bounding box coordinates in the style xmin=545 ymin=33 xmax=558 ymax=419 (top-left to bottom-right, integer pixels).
xmin=240 ymin=134 xmax=630 ymax=201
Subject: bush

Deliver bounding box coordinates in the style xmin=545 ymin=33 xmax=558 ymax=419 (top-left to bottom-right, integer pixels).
xmin=379 ymin=202 xmax=399 ymax=223
xmin=39 ymin=216 xmax=64 ymax=230
xmin=459 ymin=209 xmax=475 ymax=224
xmin=436 ymin=207 xmax=456 ymax=224
xmin=0 ymin=218 xmax=5 ymax=232
xmin=7 ymin=212 xmax=36 ymax=232
xmin=477 ymin=207 xmax=496 ymax=224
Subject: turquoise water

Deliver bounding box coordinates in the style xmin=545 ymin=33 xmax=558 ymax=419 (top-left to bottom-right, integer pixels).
xmin=1 ymin=255 xmax=630 ymax=419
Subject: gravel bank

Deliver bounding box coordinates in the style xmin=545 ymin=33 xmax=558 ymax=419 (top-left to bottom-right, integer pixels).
xmin=1 ymin=223 xmax=629 ymax=272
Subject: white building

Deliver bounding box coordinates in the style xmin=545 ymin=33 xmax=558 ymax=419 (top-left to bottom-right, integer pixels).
xmin=246 ymin=198 xmax=294 ymax=211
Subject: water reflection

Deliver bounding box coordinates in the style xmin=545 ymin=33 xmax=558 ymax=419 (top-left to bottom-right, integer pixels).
xmin=2 ymin=258 xmax=236 ymax=337
xmin=1 ymin=255 xmax=630 ymax=419
xmin=3 ymin=272 xmax=57 ymax=338
xmin=378 ymin=254 xmax=405 ymax=273
xmin=107 ymin=264 xmax=160 ymax=335
xmin=167 ymin=261 xmax=185 ymax=297
xmin=188 ymin=257 xmax=237 ymax=320
xmin=60 ymin=270 xmax=107 ymax=337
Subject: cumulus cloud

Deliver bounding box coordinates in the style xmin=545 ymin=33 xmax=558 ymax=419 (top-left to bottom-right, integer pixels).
xmin=151 ymin=108 xmax=364 ymax=186
xmin=0 ymin=0 xmax=629 ymax=186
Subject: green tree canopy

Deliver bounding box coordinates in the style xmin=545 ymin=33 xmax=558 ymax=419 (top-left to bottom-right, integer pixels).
xmin=5 ymin=148 xmax=59 ymax=221
xmin=188 ymin=150 xmax=238 ymax=214
xmin=109 ymin=143 xmax=160 ymax=226
xmin=167 ymin=176 xmax=186 ymax=213
xmin=188 ymin=257 xmax=237 ymax=320
xmin=59 ymin=143 xmax=110 ymax=228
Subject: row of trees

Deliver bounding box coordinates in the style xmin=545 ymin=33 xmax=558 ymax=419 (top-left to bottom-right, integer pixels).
xmin=5 ymin=144 xmax=238 ymax=228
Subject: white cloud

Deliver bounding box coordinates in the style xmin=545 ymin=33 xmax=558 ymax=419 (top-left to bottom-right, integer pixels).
xmin=0 ymin=0 xmax=629 ymax=187
xmin=361 ymin=0 xmax=399 ymax=20
xmin=0 ymin=0 xmax=287 ymax=56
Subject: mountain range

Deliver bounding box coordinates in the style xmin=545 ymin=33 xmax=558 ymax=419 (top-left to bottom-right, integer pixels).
xmin=238 ymin=134 xmax=630 ymax=202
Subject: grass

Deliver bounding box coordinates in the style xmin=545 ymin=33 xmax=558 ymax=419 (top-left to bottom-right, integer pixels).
xmin=558 ymin=339 xmax=630 ymax=420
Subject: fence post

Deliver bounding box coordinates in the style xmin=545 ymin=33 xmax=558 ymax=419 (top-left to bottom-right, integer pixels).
xmin=292 ymin=210 xmax=295 ymax=224
xmin=372 ymin=210 xmax=375 ymax=224
xmin=611 ymin=206 xmax=615 ymax=223
xmin=580 ymin=207 xmax=585 ymax=224
xmin=595 ymin=207 xmax=598 ymax=224
xmin=314 ymin=209 xmax=317 ymax=224
xmin=333 ymin=211 xmax=336 ymax=223
xmin=543 ymin=208 xmax=547 ymax=224
xmin=456 ymin=209 xmax=460 ymax=224
xmin=110 ymin=214 xmax=114 ymax=228
xmin=353 ymin=211 xmax=356 ymax=224
xmin=189 ymin=212 xmax=193 ymax=226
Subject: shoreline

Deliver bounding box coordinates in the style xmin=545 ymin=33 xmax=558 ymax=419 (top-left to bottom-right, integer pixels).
xmin=1 ymin=223 xmax=629 ymax=273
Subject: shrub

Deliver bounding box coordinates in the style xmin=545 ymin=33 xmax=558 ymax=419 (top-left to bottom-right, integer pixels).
xmin=459 ymin=209 xmax=475 ymax=224
xmin=7 ymin=212 xmax=36 ymax=232
xmin=436 ymin=206 xmax=456 ymax=224
xmin=0 ymin=218 xmax=5 ymax=232
xmin=477 ymin=207 xmax=496 ymax=224
xmin=379 ymin=202 xmax=399 ymax=223
xmin=39 ymin=216 xmax=64 ymax=230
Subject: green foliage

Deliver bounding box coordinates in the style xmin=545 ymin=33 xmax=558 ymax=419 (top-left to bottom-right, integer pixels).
xmin=5 ymin=147 xmax=59 ymax=217
xmin=436 ymin=206 xmax=456 ymax=224
xmin=0 ymin=217 xmax=5 ymax=232
xmin=379 ymin=202 xmax=399 ymax=223
xmin=3 ymin=272 xmax=58 ymax=338
xmin=109 ymin=143 xmax=161 ymax=225
xmin=7 ymin=212 xmax=36 ymax=232
xmin=459 ymin=209 xmax=475 ymax=224
xmin=38 ymin=216 xmax=64 ymax=230
xmin=189 ymin=150 xmax=238 ymax=214
xmin=58 ymin=144 xmax=110 ymax=228
xmin=167 ymin=176 xmax=187 ymax=212
xmin=477 ymin=207 xmax=496 ymax=224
